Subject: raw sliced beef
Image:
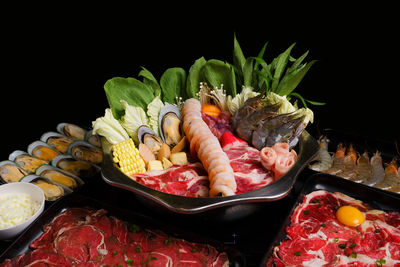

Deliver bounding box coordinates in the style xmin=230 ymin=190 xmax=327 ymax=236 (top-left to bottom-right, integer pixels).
xmin=131 ymin=163 xmax=210 ymax=197
xmin=268 ymin=190 xmax=400 ymax=266
xmin=223 ymin=140 xmax=274 ymax=194
xmin=0 ymin=208 xmax=230 ymax=267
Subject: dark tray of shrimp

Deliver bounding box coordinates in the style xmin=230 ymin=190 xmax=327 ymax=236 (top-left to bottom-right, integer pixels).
xmin=308 ymin=128 xmax=400 ymax=194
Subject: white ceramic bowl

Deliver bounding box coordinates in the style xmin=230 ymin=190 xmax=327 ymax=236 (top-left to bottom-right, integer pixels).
xmin=0 ymin=182 xmax=45 ymax=240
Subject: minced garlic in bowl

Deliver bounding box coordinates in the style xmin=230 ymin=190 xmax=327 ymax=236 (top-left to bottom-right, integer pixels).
xmin=0 ymin=193 xmax=41 ymax=229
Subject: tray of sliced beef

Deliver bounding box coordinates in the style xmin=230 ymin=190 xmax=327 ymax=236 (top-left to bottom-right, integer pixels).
xmin=0 ymin=192 xmax=245 ymax=267
xmin=262 ymin=173 xmax=400 ymax=266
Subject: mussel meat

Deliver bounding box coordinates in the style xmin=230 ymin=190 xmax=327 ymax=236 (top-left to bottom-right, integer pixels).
xmin=39 ymin=169 xmax=78 ymax=189
xmin=137 ymin=126 xmax=163 ymax=154
xmin=56 ymin=157 xmax=98 ymax=178
xmin=58 ymin=123 xmax=86 ymax=140
xmin=46 ymin=135 xmax=75 ymax=154
xmin=159 ymin=104 xmax=183 ymax=147
xmin=0 ymin=162 xmax=27 ymax=183
xmin=31 ymin=179 xmax=64 ymax=201
xmin=69 ymin=142 xmax=103 ymax=165
xmin=14 ymin=154 xmax=47 ymax=174
xmin=28 ymin=141 xmax=60 ymax=162
xmin=85 ymin=130 xmax=101 ymax=147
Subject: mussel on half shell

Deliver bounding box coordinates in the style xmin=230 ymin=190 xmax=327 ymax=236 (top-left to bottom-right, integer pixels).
xmin=158 ymin=104 xmax=183 ymax=147
xmin=12 ymin=153 xmax=47 ymax=174
xmin=21 ymin=175 xmax=68 ymax=201
xmin=137 ymin=126 xmax=163 ymax=154
xmin=41 ymin=132 xmax=75 ymax=154
xmin=68 ymin=141 xmax=103 ymax=165
xmin=0 ymin=161 xmax=27 ymax=183
xmin=27 ymin=141 xmax=60 ymax=162
xmin=52 ymin=155 xmax=99 ymax=178
xmin=57 ymin=123 xmax=87 ymax=140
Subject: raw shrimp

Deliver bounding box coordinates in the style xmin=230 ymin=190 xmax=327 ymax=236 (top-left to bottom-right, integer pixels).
xmin=351 ymin=151 xmax=372 ymax=183
xmin=308 ymin=136 xmax=333 ymax=172
xmin=323 ymin=143 xmax=346 ymax=176
xmin=363 ymin=151 xmax=385 ymax=186
xmin=375 ymin=159 xmax=400 ymax=193
xmin=337 ymin=144 xmax=358 ymax=180
xmin=182 ymin=98 xmax=236 ymax=197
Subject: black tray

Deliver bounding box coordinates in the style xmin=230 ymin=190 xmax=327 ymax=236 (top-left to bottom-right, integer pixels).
xmin=0 ymin=192 xmax=246 ymax=266
xmin=101 ymin=130 xmax=319 ymax=222
xmin=260 ymin=173 xmax=400 ymax=266
xmin=319 ymin=128 xmax=399 ymax=162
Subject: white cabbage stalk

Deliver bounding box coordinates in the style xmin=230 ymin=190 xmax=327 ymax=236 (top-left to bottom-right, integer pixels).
xmin=297 ymin=107 xmax=314 ymax=124
xmin=265 ymin=92 xmax=297 ymax=114
xmin=92 ymin=108 xmax=129 ymax=145
xmin=147 ymin=96 xmax=164 ymax=136
xmin=265 ymin=92 xmax=314 ymax=124
xmin=226 ymin=86 xmax=260 ymax=115
xmin=119 ymin=100 xmax=148 ymax=143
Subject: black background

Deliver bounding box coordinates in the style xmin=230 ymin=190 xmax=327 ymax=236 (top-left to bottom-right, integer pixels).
xmin=1 ymin=5 xmax=399 ymax=266
xmin=2 ymin=5 xmax=399 ymax=161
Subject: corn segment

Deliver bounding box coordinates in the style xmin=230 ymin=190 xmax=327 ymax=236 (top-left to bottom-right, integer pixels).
xmin=112 ymin=138 xmax=146 ymax=176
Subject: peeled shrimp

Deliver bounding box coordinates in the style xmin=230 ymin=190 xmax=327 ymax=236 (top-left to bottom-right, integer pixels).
xmin=375 ymin=159 xmax=400 ymax=193
xmin=323 ymin=143 xmax=346 ymax=176
xmin=351 ymin=151 xmax=372 ymax=183
xmin=309 ymin=136 xmax=333 ymax=172
xmin=182 ymin=98 xmax=236 ymax=197
xmin=363 ymin=151 xmax=385 ymax=186
xmin=338 ymin=144 xmax=358 ymax=180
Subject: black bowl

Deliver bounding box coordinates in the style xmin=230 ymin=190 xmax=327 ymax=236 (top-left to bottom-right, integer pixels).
xmin=101 ymin=130 xmax=319 ymax=221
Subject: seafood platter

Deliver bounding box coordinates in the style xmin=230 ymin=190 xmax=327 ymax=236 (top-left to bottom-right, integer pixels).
xmin=0 ymin=36 xmax=399 ymax=266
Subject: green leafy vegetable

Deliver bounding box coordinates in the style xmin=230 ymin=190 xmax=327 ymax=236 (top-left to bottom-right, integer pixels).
xmin=147 ymin=96 xmax=164 ymax=136
xmin=92 ymin=108 xmax=129 ymax=145
xmin=119 ymin=100 xmax=148 ymax=143
xmin=138 ymin=67 xmax=161 ymax=97
xmin=104 ymin=77 xmax=155 ymax=119
xmin=186 ymin=57 xmax=206 ymax=99
xmin=160 ymin=67 xmax=187 ymax=104
xmin=199 ymin=59 xmax=236 ymax=97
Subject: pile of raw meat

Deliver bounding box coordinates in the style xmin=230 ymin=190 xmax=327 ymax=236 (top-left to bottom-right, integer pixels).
xmin=0 ymin=208 xmax=229 ymax=266
xmin=268 ymin=190 xmax=400 ymax=266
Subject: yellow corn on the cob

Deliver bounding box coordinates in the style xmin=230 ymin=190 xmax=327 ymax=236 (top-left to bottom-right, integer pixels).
xmin=112 ymin=138 xmax=146 ymax=176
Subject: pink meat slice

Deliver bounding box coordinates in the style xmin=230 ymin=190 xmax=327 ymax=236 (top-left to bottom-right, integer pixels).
xmin=272 ymin=190 xmax=400 ymax=266
xmin=1 ymin=208 xmax=231 ymax=267
xmin=132 ymin=163 xmax=210 ymax=197
xmin=3 ymin=249 xmax=71 ymax=267
xmin=30 ymin=208 xmax=99 ymax=250
xmin=54 ymin=225 xmax=106 ymax=264
xmin=223 ymin=141 xmax=274 ymax=194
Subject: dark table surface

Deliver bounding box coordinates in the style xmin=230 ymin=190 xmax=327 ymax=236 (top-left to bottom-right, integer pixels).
xmin=0 ymin=164 xmax=316 ymax=266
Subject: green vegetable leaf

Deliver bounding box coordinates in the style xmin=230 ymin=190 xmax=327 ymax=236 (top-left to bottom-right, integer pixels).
xmin=287 ymin=50 xmax=309 ymax=74
xmin=271 ymin=43 xmax=296 ymax=92
xmin=243 ymin=57 xmax=254 ymax=87
xmin=200 ymin=59 xmax=236 ymax=97
xmin=186 ymin=57 xmax=206 ymax=99
xmin=276 ymin=60 xmax=317 ymax=96
xmin=104 ymin=77 xmax=155 ymax=119
xmin=233 ymin=34 xmax=246 ymax=74
xmin=160 ymin=67 xmax=187 ymax=104
xmin=138 ymin=67 xmax=161 ymax=97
